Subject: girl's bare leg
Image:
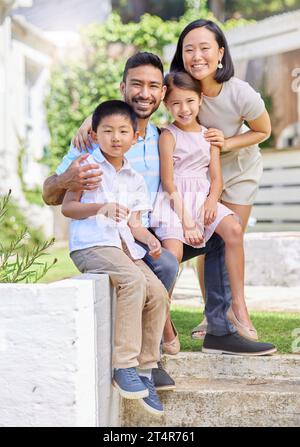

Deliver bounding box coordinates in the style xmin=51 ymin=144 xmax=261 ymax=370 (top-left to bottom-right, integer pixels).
xmin=194 ymin=203 xmax=253 ymax=337
xmin=161 ymin=239 xmax=183 ymax=343
xmin=215 ymin=215 xmax=255 ymax=330
xmin=197 ymin=203 xmax=252 ymax=301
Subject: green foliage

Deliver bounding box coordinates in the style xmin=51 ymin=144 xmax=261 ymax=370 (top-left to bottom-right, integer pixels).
xmin=0 ymin=196 xmax=44 ymax=248
xmin=0 ymin=191 xmax=57 ymax=283
xmin=225 ymin=0 xmax=300 ymax=20
xmin=46 ymin=9 xmax=250 ymax=171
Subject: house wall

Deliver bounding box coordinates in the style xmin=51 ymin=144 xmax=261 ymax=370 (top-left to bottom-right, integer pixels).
xmin=242 ymin=49 xmax=300 ymax=148
xmin=0 ymin=14 xmax=55 ymax=236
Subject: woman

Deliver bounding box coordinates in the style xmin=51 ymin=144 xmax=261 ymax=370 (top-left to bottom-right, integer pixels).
xmin=170 ymin=19 xmax=271 ymax=339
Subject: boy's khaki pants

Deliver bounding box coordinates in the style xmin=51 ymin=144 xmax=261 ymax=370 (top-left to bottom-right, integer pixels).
xmin=71 ymin=246 xmax=169 ymax=370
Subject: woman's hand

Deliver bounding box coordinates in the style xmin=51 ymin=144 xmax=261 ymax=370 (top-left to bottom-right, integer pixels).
xmin=204 ymin=128 xmax=226 ymax=150
xmin=71 ymin=116 xmax=93 ymax=151
xmin=147 ymin=234 xmax=162 ymax=259
xmin=204 ymin=197 xmax=218 ymax=226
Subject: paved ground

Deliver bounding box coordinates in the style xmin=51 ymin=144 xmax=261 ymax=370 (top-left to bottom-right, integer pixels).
xmin=173 ymin=268 xmax=300 ymax=313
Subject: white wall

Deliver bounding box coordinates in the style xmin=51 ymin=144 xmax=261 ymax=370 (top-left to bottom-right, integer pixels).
xmin=0 ymin=274 xmax=120 ymax=427
xmin=0 ymin=13 xmax=55 ymax=237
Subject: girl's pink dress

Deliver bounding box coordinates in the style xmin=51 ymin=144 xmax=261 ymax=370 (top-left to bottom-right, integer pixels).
xmin=150 ymin=123 xmax=234 ymax=248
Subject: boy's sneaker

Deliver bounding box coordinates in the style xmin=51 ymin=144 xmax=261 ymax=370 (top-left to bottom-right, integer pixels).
xmin=112 ymin=368 xmax=149 ymax=399
xmin=152 ymin=362 xmax=176 ymax=391
xmin=139 ymin=375 xmax=164 ymax=416
xmin=202 ymin=333 xmax=277 ymax=356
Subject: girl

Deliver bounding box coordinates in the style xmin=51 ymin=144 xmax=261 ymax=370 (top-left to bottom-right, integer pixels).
xmin=151 ymin=71 xmax=258 ymax=345
xmin=170 ymin=19 xmax=271 ymax=339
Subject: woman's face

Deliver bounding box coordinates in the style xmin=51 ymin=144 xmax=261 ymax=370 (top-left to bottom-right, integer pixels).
xmin=182 ymin=27 xmax=224 ymax=82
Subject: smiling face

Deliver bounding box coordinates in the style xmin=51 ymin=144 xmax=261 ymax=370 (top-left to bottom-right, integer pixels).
xmin=165 ymin=86 xmax=201 ymax=128
xmin=120 ymin=65 xmax=166 ymax=119
xmin=182 ymin=27 xmax=224 ymax=82
xmin=92 ymin=114 xmax=137 ymax=159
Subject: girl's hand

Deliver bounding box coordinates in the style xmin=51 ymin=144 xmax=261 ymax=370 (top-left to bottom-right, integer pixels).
xmin=72 ymin=116 xmax=93 ymax=152
xmin=204 ymin=198 xmax=217 ymax=225
xmin=147 ymin=235 xmax=162 ymax=259
xmin=204 ymin=128 xmax=225 ymax=150
xmin=183 ymin=219 xmax=204 ymax=247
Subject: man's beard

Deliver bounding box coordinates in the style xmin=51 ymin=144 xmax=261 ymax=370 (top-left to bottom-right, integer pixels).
xmin=126 ymin=95 xmax=160 ymax=119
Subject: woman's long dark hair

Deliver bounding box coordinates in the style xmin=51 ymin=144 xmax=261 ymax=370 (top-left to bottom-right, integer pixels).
xmin=170 ymin=19 xmax=234 ymax=83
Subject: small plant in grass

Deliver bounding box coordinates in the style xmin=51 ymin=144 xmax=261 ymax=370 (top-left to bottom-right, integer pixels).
xmin=0 ymin=191 xmax=57 ymax=283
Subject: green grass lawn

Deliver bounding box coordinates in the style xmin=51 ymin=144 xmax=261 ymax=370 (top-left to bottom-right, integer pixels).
xmin=41 ymin=247 xmax=299 ymax=354
xmin=171 ymin=306 xmax=300 ymax=354
xmin=39 ymin=246 xmax=78 ymax=283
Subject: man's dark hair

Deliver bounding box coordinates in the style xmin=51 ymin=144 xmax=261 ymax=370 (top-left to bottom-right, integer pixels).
xmin=170 ymin=19 xmax=234 ymax=83
xmin=122 ymin=51 xmax=164 ymax=81
xmin=92 ymin=100 xmax=138 ymax=132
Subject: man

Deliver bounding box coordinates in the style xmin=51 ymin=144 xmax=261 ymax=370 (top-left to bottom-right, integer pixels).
xmin=43 ymin=52 xmax=276 ymax=390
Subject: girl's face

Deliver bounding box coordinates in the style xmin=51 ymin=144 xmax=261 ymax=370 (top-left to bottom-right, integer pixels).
xmin=165 ymin=86 xmax=201 ymax=127
xmin=182 ymin=27 xmax=224 ymax=82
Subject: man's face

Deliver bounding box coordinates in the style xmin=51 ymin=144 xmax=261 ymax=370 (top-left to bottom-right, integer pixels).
xmin=120 ymin=65 xmax=166 ymax=119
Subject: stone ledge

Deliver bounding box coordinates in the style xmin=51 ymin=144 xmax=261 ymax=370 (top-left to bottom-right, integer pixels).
xmin=244 ymin=232 xmax=300 ymax=286
xmin=161 ymin=352 xmax=300 ymax=380
xmin=0 ymin=274 xmax=119 ymax=427
xmin=121 ymin=375 xmax=300 ymax=427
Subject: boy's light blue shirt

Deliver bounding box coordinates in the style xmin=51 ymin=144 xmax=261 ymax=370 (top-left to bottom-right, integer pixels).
xmin=56 ymin=122 xmax=160 ymax=227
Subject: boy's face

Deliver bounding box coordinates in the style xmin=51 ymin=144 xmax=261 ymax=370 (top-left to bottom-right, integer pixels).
xmin=120 ymin=65 xmax=166 ymax=119
xmin=92 ymin=114 xmax=138 ymax=158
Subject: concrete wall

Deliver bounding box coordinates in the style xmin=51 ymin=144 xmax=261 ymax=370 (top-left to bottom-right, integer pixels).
xmin=0 ymin=274 xmax=120 ymax=427
xmin=245 ymin=232 xmax=300 ymax=287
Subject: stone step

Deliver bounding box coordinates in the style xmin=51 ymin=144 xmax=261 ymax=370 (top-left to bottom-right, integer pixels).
xmin=161 ymin=352 xmax=300 ymax=381
xmin=121 ymin=376 xmax=300 ymax=427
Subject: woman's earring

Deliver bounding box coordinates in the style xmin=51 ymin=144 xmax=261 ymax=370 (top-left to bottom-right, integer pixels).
xmin=217 ymin=60 xmax=223 ymax=69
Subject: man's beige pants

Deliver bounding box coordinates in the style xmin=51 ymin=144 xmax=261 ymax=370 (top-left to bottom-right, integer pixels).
xmin=71 ymin=246 xmax=169 ymax=370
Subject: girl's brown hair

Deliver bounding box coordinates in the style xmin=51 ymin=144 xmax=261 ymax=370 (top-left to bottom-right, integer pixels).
xmin=163 ymin=71 xmax=202 ymax=102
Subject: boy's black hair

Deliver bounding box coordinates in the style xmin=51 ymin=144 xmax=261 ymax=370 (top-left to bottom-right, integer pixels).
xmin=122 ymin=51 xmax=164 ymax=82
xmin=170 ymin=19 xmax=234 ymax=83
xmin=92 ymin=100 xmax=138 ymax=132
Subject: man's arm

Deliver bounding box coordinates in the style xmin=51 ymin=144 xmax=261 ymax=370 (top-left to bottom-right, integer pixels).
xmin=42 ymin=153 xmax=102 ymax=206
xmin=43 ymin=174 xmax=67 ymax=206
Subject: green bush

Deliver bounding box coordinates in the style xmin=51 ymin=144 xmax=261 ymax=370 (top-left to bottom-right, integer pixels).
xmin=0 ymin=191 xmax=57 ymax=283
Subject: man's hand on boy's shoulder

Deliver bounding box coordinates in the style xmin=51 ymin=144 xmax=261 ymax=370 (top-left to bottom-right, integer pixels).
xmin=72 ymin=116 xmax=93 ymax=152
xmin=59 ymin=153 xmax=102 ymax=192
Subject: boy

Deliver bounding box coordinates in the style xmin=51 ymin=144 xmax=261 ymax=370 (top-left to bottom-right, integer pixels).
xmin=61 ymin=100 xmax=169 ymax=416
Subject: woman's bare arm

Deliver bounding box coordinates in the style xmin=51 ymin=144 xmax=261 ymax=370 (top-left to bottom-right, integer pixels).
xmin=224 ymin=110 xmax=271 ymax=152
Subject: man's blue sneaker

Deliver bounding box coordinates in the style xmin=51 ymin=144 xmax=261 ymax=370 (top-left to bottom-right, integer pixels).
xmin=139 ymin=375 xmax=164 ymax=416
xmin=112 ymin=368 xmax=149 ymax=399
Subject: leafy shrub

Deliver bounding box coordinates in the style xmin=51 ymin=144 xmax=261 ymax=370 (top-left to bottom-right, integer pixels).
xmin=0 ymin=191 xmax=57 ymax=283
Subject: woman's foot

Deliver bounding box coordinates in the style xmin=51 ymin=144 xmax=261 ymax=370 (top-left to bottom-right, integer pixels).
xmin=191 ymin=316 xmax=208 ymax=340
xmin=162 ymin=319 xmax=180 ymax=355
xmin=227 ymin=306 xmax=258 ymax=341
